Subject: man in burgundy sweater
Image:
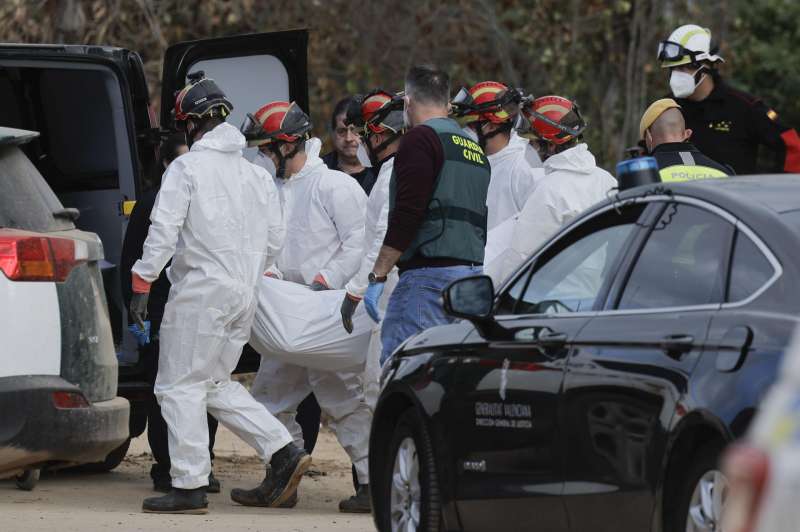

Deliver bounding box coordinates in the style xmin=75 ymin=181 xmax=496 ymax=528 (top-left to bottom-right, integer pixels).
xmin=362 ymin=65 xmax=491 ymax=364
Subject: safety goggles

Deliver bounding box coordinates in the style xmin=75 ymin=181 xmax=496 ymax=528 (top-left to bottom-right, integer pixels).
xmin=657 ymin=40 xmax=702 ymax=64
xmin=519 ymin=105 xmax=586 ymax=142
xmin=451 ymin=86 xmax=524 ymax=119
xmin=347 ymin=91 xmax=404 ymax=137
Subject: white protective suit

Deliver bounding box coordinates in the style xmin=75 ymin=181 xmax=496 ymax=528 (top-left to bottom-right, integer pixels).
xmin=485 ymin=131 xmax=544 ymax=230
xmin=345 ymin=156 xmax=398 ymax=408
xmin=488 ymin=143 xmax=617 ymax=283
xmin=270 ymin=138 xmax=367 ymax=288
xmin=131 ymin=122 xmax=292 ymax=489
xmin=251 ymin=139 xmax=373 ymax=484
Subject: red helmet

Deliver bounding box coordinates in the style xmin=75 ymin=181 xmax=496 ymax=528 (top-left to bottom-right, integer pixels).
xmin=173 ymin=71 xmax=233 ymax=129
xmin=522 ymin=95 xmax=586 ymax=145
xmin=240 ymin=101 xmax=312 ymax=147
xmin=345 ymin=89 xmax=404 ymax=136
xmin=452 ymin=81 xmax=519 ymax=124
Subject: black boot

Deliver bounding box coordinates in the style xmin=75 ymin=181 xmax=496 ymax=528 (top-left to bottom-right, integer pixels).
xmin=339 ymin=484 xmax=372 ymax=513
xmin=142 ymin=487 xmax=208 ymax=514
xmin=207 ymin=471 xmax=221 ymax=494
xmin=230 ymin=444 xmax=311 ymax=508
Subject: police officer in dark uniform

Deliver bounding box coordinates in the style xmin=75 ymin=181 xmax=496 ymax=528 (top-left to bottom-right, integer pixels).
xmin=658 ymin=24 xmax=800 ymax=175
xmin=640 ymin=98 xmax=733 ymax=182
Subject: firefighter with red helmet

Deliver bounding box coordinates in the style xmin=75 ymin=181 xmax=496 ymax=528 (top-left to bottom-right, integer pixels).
xmin=452 ymin=81 xmax=543 ymax=230
xmin=340 ymin=89 xmax=405 ymax=392
xmin=133 ymin=72 xmax=309 ymax=514
xmin=241 ymin=100 xmax=372 ymax=513
xmin=487 ymin=95 xmax=617 ymax=282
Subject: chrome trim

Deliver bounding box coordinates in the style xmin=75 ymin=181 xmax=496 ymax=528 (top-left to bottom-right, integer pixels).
xmin=494 ymin=193 xmax=781 ymax=320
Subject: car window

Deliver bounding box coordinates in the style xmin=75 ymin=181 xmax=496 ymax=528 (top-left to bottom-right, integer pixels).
xmin=727 ymin=231 xmax=774 ymax=302
xmin=496 ymin=205 xmax=645 ymax=315
xmin=618 ymin=203 xmax=733 ymax=310
xmin=0 ymin=145 xmax=74 ymax=232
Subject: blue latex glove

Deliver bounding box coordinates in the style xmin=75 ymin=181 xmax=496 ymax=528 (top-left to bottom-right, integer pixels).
xmin=128 ymin=321 xmax=151 ymax=346
xmin=364 ymin=281 xmax=385 ymax=323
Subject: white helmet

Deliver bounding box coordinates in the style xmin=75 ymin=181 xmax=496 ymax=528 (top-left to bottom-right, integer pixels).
xmin=658 ymin=24 xmax=724 ymax=69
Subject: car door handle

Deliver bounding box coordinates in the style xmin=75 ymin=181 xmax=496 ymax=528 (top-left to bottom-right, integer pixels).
xmin=538 ymin=330 xmax=567 ymax=347
xmin=512 ymin=328 xmax=567 ymax=346
xmin=659 ymin=334 xmax=694 ymax=357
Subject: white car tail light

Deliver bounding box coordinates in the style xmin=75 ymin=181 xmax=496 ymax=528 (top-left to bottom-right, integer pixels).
xmin=0 ymin=229 xmax=87 ymax=282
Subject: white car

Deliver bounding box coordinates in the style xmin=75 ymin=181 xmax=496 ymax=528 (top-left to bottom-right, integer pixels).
xmin=0 ymin=127 xmax=129 ymax=489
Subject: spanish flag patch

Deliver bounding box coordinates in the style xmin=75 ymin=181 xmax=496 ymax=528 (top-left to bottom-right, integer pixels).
xmin=768 ymin=109 xmax=779 ymax=121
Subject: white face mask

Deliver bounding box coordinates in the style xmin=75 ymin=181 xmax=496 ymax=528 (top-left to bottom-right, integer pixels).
xmin=461 ymin=126 xmax=479 ymax=142
xmin=670 ymin=68 xmax=705 ymax=99
xmin=253 ymin=150 xmax=277 ymax=177
xmin=356 ymin=141 xmax=372 ymax=168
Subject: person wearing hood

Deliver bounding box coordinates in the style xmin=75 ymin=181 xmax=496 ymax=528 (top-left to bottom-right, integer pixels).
xmin=453 ymin=81 xmax=543 ymax=231
xmin=130 ymin=73 xmax=309 ymax=514
xmin=489 ymin=95 xmax=617 ymax=283
xmin=241 ymin=100 xmax=371 ymax=513
xmin=340 ymin=89 xmax=405 ymax=404
xmin=657 ymin=24 xmax=800 ymax=174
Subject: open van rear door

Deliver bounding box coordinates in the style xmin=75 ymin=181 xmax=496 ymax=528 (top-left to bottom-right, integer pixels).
xmin=160 ymin=30 xmax=309 ymax=135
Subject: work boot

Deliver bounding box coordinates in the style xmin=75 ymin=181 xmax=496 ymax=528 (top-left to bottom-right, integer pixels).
xmin=230 ymin=444 xmax=311 ymax=508
xmin=152 ymin=476 xmax=171 ymax=494
xmin=152 ymin=472 xmax=221 ymax=494
xmin=142 ymin=487 xmax=208 ymax=514
xmin=339 ymin=484 xmax=372 ymax=513
xmin=278 ymin=489 xmax=298 ymax=508
xmin=207 ymin=471 xmax=221 ymax=493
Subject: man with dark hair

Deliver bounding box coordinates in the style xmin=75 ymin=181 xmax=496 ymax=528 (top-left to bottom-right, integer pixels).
xmin=361 ymin=65 xmax=491 ymax=365
xmin=323 ymin=96 xmax=377 ymax=194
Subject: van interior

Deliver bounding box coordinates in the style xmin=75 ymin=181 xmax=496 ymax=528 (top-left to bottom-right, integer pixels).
xmin=0 ymin=62 xmax=137 ymax=342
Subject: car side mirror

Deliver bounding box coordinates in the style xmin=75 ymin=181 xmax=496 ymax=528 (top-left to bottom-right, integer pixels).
xmin=443 ymin=275 xmax=494 ymax=319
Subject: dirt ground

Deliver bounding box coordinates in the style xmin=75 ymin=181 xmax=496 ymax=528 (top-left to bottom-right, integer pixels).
xmin=0 ymin=425 xmax=375 ymax=532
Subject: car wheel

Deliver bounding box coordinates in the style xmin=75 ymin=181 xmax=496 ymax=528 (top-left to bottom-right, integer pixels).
xmin=673 ymin=444 xmax=728 ymax=532
xmin=379 ymin=408 xmax=441 ymax=532
xmin=75 ymin=438 xmax=131 ymax=473
xmin=15 ymin=469 xmax=40 ymax=491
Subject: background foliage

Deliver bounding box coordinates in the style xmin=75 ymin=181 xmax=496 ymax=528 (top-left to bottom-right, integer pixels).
xmin=1 ymin=0 xmax=798 ymax=169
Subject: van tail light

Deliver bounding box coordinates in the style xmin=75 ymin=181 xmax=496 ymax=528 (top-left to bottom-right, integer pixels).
xmin=0 ymin=230 xmax=87 ymax=282
xmin=723 ymin=444 xmax=770 ymax=532
xmin=52 ymin=391 xmax=90 ymax=409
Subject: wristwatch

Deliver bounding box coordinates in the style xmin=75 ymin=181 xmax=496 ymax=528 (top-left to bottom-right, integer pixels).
xmin=368 ymin=272 xmax=388 ymax=283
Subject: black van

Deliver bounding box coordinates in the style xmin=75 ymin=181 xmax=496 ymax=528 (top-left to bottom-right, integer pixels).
xmin=0 ymin=30 xmax=309 ymax=468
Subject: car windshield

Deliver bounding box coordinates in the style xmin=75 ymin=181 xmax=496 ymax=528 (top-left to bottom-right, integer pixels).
xmin=0 ymin=144 xmax=75 ymax=232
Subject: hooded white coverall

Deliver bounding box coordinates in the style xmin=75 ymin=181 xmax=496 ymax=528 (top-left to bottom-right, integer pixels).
xmin=345 ymin=157 xmax=397 ymax=408
xmin=489 ymin=143 xmax=617 ymax=283
xmin=251 ymin=139 xmax=372 ymax=484
xmin=485 ymin=131 xmax=544 ymax=230
xmin=131 ymin=123 xmax=292 ymax=489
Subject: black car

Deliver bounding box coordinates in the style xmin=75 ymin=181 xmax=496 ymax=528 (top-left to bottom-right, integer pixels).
xmin=0 ymin=31 xmax=309 ymax=469
xmin=370 ymin=175 xmax=800 ymax=532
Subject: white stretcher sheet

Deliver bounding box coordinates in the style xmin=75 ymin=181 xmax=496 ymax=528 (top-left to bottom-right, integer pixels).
xmin=249 ymin=276 xmax=374 ymax=371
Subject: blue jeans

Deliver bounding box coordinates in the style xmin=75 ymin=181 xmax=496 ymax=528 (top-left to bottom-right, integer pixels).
xmin=381 ymin=265 xmax=482 ymax=365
